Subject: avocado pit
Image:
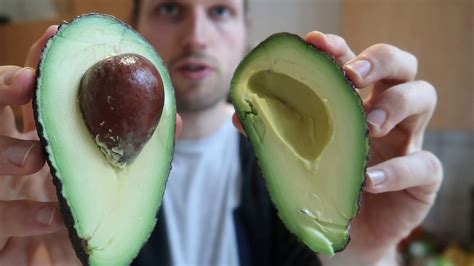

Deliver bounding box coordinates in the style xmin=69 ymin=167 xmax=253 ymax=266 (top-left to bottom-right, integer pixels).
xmin=78 ymin=53 xmax=164 ymax=167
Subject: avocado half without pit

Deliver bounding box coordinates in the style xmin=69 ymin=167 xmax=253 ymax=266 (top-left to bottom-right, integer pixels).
xmin=231 ymin=33 xmax=369 ymax=255
xmin=34 ymin=14 xmax=176 ymax=265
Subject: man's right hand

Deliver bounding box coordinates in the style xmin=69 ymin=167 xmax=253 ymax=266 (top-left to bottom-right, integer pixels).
xmin=0 ymin=25 xmax=80 ymax=265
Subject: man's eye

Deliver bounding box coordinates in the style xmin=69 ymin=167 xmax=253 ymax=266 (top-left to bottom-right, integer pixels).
xmin=159 ymin=3 xmax=180 ymax=17
xmin=210 ymin=6 xmax=232 ymax=19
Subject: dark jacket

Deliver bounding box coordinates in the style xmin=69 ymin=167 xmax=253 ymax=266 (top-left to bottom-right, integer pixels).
xmin=132 ymin=135 xmax=320 ymax=266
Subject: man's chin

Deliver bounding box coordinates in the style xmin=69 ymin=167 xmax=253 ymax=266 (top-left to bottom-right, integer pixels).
xmin=176 ymin=94 xmax=225 ymax=113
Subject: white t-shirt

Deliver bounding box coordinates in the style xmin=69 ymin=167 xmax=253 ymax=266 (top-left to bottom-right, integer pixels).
xmin=163 ymin=118 xmax=242 ymax=265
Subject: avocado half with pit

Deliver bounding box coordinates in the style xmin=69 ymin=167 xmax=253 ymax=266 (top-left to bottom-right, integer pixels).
xmin=34 ymin=14 xmax=176 ymax=265
xmin=231 ymin=33 xmax=369 ymax=255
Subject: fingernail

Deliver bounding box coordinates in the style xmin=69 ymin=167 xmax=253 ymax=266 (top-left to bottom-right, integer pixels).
xmin=3 ymin=142 xmax=38 ymax=167
xmin=367 ymin=170 xmax=386 ymax=186
xmin=367 ymin=109 xmax=387 ymax=128
xmin=2 ymin=67 xmax=35 ymax=86
xmin=36 ymin=207 xmax=56 ymax=226
xmin=346 ymin=60 xmax=371 ymax=79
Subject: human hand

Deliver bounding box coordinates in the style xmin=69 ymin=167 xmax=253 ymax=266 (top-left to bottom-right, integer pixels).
xmin=0 ymin=25 xmax=80 ymax=265
xmin=307 ymin=31 xmax=443 ymax=265
xmin=0 ymin=24 xmax=183 ymax=265
xmin=232 ymin=31 xmax=443 ymax=265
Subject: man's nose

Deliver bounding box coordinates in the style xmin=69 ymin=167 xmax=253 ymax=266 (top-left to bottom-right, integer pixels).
xmin=180 ymin=8 xmax=210 ymax=52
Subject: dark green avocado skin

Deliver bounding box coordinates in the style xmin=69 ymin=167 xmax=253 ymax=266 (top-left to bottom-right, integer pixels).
xmin=230 ymin=32 xmax=369 ymax=254
xmin=33 ymin=13 xmax=176 ymax=266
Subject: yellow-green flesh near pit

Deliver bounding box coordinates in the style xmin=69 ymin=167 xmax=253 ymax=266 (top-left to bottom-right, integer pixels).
xmin=231 ymin=33 xmax=368 ymax=255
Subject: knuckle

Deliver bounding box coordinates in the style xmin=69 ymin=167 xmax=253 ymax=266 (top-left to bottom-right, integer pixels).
xmin=329 ymin=34 xmax=347 ymax=46
xmin=370 ymin=43 xmax=398 ymax=61
xmin=384 ymin=158 xmax=411 ymax=186
xmin=366 ymin=44 xmax=418 ymax=80
xmin=418 ymin=80 xmax=438 ymax=106
xmin=420 ymin=150 xmax=443 ymax=181
xmin=397 ymin=158 xmax=414 ymax=181
xmin=384 ymin=84 xmax=413 ymax=113
xmin=395 ymin=85 xmax=412 ymax=104
xmin=408 ymin=53 xmax=418 ymax=74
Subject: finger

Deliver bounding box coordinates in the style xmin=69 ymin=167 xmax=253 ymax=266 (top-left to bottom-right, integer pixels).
xmin=176 ymin=113 xmax=182 ymax=137
xmin=25 ymin=25 xmax=58 ymax=68
xmin=365 ymin=80 xmax=437 ymax=139
xmin=344 ymin=43 xmax=418 ymax=88
xmin=0 ymin=137 xmax=45 ymax=175
xmin=0 ymin=237 xmax=7 ymax=250
xmin=365 ymin=151 xmax=443 ymax=198
xmin=232 ymin=113 xmax=246 ymax=135
xmin=305 ymin=31 xmax=355 ymax=64
xmin=0 ymin=106 xmax=19 ymax=137
xmin=0 ymin=200 xmax=64 ymax=237
xmin=0 ymin=66 xmax=36 ymax=108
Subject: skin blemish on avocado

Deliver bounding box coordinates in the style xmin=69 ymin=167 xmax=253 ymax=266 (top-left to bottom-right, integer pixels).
xmin=299 ymin=209 xmax=346 ymax=231
xmin=300 ymin=208 xmax=316 ymax=219
xmin=243 ymin=99 xmax=266 ymax=143
xmin=243 ymin=98 xmax=258 ymax=118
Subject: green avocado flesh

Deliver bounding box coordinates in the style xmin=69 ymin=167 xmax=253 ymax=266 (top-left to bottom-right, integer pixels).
xmin=34 ymin=14 xmax=176 ymax=265
xmin=231 ymin=33 xmax=368 ymax=255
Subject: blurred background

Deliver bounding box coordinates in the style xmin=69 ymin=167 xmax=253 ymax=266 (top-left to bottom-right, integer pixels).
xmin=0 ymin=0 xmax=472 ymax=264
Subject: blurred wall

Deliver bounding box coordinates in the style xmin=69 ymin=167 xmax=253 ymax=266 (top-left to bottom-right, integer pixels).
xmin=0 ymin=0 xmax=340 ymax=65
xmin=247 ymin=0 xmax=340 ymax=46
xmin=0 ymin=0 xmax=132 ymax=66
xmin=0 ymin=0 xmax=57 ymax=22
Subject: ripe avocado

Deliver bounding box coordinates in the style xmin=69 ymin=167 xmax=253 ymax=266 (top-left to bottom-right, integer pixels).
xmin=230 ymin=33 xmax=369 ymax=255
xmin=33 ymin=14 xmax=176 ymax=265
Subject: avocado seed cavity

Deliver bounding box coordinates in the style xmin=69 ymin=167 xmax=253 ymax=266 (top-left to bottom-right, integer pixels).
xmin=78 ymin=53 xmax=164 ymax=168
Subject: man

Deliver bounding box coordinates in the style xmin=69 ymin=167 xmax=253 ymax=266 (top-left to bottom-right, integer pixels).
xmin=0 ymin=0 xmax=442 ymax=265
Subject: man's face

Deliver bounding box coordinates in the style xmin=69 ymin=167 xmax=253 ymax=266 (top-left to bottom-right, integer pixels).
xmin=136 ymin=0 xmax=247 ymax=112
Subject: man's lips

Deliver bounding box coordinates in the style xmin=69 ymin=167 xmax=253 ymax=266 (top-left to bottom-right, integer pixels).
xmin=173 ymin=60 xmax=214 ymax=80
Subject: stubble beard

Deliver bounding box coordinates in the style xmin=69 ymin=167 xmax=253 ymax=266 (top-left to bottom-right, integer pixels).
xmin=175 ymin=88 xmax=228 ymax=113
xmin=172 ymin=68 xmax=230 ymax=113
